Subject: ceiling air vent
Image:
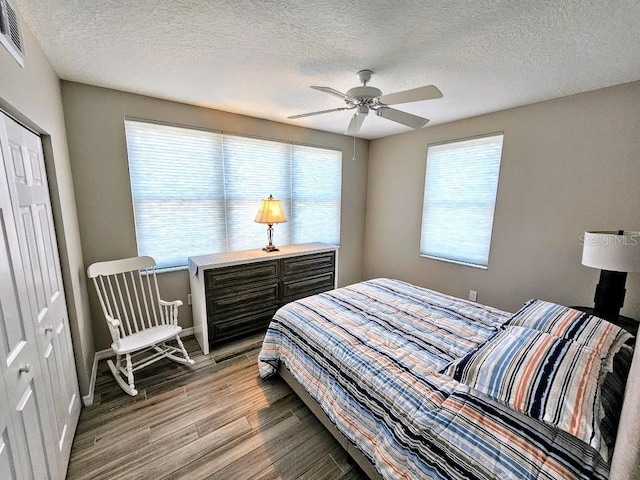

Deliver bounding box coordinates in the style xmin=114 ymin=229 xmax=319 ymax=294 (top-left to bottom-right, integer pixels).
xmin=0 ymin=0 xmax=24 ymax=67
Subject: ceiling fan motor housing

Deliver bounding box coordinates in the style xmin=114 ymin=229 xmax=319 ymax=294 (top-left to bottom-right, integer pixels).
xmin=346 ymin=86 xmax=383 ymax=101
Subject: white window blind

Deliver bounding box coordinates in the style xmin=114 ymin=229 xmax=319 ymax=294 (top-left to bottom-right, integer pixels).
xmin=223 ymin=135 xmax=292 ymax=252
xmin=420 ymin=133 xmax=503 ymax=268
xmin=125 ymin=120 xmax=342 ymax=269
xmin=125 ymin=121 xmax=226 ymax=269
xmin=292 ymin=144 xmax=342 ymax=245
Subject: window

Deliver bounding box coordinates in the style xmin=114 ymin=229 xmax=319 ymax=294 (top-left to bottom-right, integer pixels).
xmin=420 ymin=133 xmax=503 ymax=269
xmin=125 ymin=120 xmax=342 ymax=269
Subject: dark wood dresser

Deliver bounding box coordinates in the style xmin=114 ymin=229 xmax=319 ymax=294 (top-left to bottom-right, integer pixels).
xmin=189 ymin=243 xmax=338 ymax=354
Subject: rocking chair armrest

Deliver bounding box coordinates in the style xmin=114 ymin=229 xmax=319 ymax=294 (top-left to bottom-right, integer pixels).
xmin=159 ymin=299 xmax=183 ymax=308
xmin=105 ymin=315 xmax=121 ymax=329
xmin=105 ymin=315 xmax=121 ymax=344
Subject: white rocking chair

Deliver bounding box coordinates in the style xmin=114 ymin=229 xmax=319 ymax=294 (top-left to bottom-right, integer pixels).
xmin=87 ymin=256 xmax=194 ymax=396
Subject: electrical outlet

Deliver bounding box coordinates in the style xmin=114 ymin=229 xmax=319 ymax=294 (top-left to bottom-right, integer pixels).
xmin=469 ymin=290 xmax=478 ymax=302
xmin=187 ymin=294 xmax=192 ymax=305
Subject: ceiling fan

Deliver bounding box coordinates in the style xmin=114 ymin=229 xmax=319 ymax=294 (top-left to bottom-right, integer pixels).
xmin=288 ymin=70 xmax=443 ymax=136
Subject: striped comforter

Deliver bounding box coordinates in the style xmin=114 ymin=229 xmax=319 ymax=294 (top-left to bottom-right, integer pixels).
xmin=258 ymin=278 xmax=609 ymax=480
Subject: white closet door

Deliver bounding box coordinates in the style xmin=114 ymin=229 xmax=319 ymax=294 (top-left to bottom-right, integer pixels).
xmin=0 ymin=385 xmax=23 ymax=480
xmin=0 ymin=117 xmax=57 ymax=479
xmin=0 ymin=112 xmax=80 ymax=479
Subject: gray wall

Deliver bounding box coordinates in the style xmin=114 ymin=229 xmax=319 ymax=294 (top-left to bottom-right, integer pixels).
xmin=364 ymin=81 xmax=640 ymax=321
xmin=0 ymin=13 xmax=94 ymax=394
xmin=60 ymin=82 xmax=369 ymax=351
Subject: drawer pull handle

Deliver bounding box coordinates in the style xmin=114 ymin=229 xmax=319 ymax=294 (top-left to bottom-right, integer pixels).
xmin=19 ymin=364 xmax=31 ymax=374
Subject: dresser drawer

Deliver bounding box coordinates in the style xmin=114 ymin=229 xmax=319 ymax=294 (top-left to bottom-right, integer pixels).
xmin=207 ymin=281 xmax=279 ymax=319
xmin=205 ymin=260 xmax=279 ymax=291
xmin=210 ymin=306 xmax=277 ymax=343
xmin=281 ymin=251 xmax=335 ymax=279
xmin=282 ymin=271 xmax=335 ymax=304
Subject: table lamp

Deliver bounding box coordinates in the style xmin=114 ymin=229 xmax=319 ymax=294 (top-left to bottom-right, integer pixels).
xmin=254 ymin=194 xmax=287 ymax=252
xmin=581 ymin=230 xmax=640 ymax=320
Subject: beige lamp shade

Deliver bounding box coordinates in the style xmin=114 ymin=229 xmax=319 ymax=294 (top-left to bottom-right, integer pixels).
xmin=254 ymin=194 xmax=287 ymax=224
xmin=255 ymin=195 xmax=287 ymax=252
xmin=581 ymin=231 xmax=640 ymax=272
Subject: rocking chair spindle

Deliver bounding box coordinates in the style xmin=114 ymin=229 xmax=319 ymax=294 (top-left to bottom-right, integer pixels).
xmin=87 ymin=256 xmax=194 ymax=396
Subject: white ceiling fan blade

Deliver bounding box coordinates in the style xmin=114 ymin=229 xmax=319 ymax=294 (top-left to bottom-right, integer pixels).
xmin=376 ymin=107 xmax=429 ymax=129
xmin=377 ymin=85 xmax=443 ymax=105
xmin=310 ymin=86 xmax=354 ymax=101
xmin=288 ymin=107 xmax=351 ymax=119
xmin=345 ymin=113 xmax=366 ymax=136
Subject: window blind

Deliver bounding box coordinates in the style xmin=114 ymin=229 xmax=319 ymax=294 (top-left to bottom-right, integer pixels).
xmin=223 ymin=135 xmax=292 ymax=252
xmin=125 ymin=120 xmax=342 ymax=269
xmin=125 ymin=121 xmax=227 ymax=269
xmin=292 ymin=144 xmax=342 ymax=245
xmin=420 ymin=133 xmax=503 ymax=268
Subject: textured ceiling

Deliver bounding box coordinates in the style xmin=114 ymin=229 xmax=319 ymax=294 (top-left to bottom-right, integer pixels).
xmin=14 ymin=0 xmax=640 ymax=139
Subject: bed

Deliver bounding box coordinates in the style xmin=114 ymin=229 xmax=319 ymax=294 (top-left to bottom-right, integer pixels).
xmin=258 ymin=278 xmax=639 ymax=480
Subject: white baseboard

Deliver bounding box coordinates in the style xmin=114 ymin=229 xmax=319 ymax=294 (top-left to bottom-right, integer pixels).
xmin=81 ymin=326 xmax=195 ymax=407
xmin=181 ymin=326 xmax=194 ymax=338
xmin=82 ymin=348 xmax=110 ymax=407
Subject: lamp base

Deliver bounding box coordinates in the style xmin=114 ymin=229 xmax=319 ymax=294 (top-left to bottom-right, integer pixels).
xmin=262 ymin=223 xmax=279 ymax=252
xmin=593 ymin=269 xmax=627 ymax=321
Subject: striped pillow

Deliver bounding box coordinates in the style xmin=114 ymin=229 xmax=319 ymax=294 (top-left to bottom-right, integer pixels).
xmin=445 ymin=326 xmax=605 ymax=454
xmin=506 ymin=299 xmax=632 ymax=356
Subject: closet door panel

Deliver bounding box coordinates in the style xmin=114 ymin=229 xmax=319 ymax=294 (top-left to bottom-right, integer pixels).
xmin=1 ymin=112 xmax=79 ymax=478
xmin=0 ymin=349 xmax=53 ymax=480
xmin=54 ymin=316 xmax=77 ymax=416
xmin=0 ymin=424 xmax=20 ymax=480
xmin=17 ymin=206 xmax=47 ymax=314
xmin=0 ymin=123 xmax=56 ymax=479
xmin=14 ymin=382 xmax=52 ymax=480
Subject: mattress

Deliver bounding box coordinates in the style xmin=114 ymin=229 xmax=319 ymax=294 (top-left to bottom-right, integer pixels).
xmin=258 ymin=278 xmax=610 ymax=480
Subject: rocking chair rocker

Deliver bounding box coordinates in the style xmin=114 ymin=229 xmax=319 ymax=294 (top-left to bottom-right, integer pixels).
xmin=87 ymin=256 xmax=194 ymax=396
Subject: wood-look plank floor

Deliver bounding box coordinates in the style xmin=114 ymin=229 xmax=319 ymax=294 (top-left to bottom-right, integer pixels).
xmin=67 ymin=335 xmax=368 ymax=480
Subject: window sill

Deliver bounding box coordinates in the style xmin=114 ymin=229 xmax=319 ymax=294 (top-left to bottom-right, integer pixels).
xmin=420 ymin=254 xmax=488 ymax=270
xmin=153 ymin=265 xmax=190 ymax=274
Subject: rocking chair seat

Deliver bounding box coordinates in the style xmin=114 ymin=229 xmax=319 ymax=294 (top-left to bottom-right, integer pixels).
xmin=113 ymin=324 xmax=183 ymax=354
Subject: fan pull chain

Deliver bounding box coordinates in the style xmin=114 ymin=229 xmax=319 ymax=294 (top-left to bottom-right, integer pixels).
xmin=352 ymin=133 xmax=356 ymax=161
